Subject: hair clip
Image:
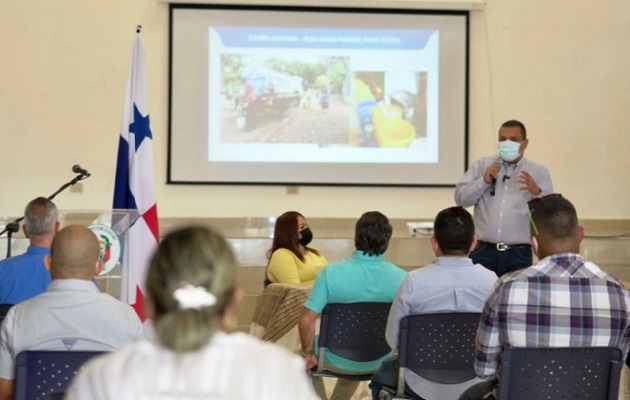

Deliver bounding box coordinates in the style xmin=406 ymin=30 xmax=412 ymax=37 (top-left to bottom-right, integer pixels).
xmin=172 ymin=284 xmax=217 ymax=310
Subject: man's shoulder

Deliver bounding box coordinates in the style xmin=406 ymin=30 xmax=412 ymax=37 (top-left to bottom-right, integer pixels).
xmin=380 ymin=260 xmax=406 ymax=273
xmin=497 ymin=259 xmax=624 ymax=287
xmin=520 ymin=157 xmax=550 ymax=172
xmin=582 ymin=261 xmax=630 ymax=291
xmin=322 ymin=257 xmax=355 ymax=270
xmin=0 ymin=252 xmax=27 ymax=268
xmin=0 ymin=249 xmax=47 ymax=269
xmin=20 ymin=283 xmax=129 ymax=309
xmin=326 ymin=257 xmax=403 ymax=273
xmin=471 ymin=155 xmax=497 ymax=166
xmin=470 ymin=263 xmax=501 ymax=279
xmin=406 ymin=261 xmax=496 ymax=285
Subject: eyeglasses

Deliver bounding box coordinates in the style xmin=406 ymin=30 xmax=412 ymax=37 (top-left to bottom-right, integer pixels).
xmin=526 ymin=193 xmax=563 ymax=236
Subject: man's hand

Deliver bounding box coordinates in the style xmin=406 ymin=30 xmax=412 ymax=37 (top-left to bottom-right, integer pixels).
xmin=0 ymin=378 xmax=14 ymax=400
xmin=299 ymin=308 xmax=319 ymax=371
xmin=304 ymin=353 xmax=318 ymax=370
xmin=483 ymin=163 xmax=500 ymax=184
xmin=518 ymin=170 xmax=541 ymax=195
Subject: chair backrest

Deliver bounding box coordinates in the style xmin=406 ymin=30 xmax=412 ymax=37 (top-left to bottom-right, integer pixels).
xmin=318 ymin=302 xmax=392 ymax=362
xmin=15 ymin=350 xmax=105 ymax=400
xmin=398 ymin=312 xmax=480 ymax=385
xmin=0 ymin=304 xmax=14 ymax=326
xmin=497 ymin=347 xmax=623 ymax=400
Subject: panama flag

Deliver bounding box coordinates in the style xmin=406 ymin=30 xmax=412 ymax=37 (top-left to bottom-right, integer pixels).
xmin=113 ymin=27 xmax=159 ymax=321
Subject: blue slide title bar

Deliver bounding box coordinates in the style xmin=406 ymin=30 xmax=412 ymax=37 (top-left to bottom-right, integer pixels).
xmin=214 ymin=28 xmax=434 ymax=50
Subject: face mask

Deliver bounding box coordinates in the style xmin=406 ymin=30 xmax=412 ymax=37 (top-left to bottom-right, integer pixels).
xmin=299 ymin=227 xmax=313 ymax=246
xmin=498 ymin=140 xmax=521 ymax=162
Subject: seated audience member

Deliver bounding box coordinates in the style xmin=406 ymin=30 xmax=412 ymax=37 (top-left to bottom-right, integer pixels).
xmin=369 ymin=206 xmax=497 ymax=400
xmin=66 ymin=226 xmax=319 ymax=399
xmin=299 ymin=211 xmax=407 ymax=400
xmin=459 ymin=195 xmax=630 ymax=400
xmin=0 ymin=225 xmax=143 ymax=399
xmin=0 ymin=197 xmax=59 ymax=304
xmin=266 ymin=211 xmax=328 ymax=285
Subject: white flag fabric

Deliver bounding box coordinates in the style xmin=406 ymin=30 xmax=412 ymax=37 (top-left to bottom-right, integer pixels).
xmin=112 ymin=29 xmax=159 ymax=321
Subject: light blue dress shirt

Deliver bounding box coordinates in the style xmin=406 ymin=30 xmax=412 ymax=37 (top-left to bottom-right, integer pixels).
xmin=385 ymin=257 xmax=498 ymax=400
xmin=455 ymin=156 xmax=553 ymax=244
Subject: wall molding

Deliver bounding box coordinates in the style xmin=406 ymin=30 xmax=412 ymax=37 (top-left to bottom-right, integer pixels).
xmin=159 ymin=0 xmax=486 ymax=11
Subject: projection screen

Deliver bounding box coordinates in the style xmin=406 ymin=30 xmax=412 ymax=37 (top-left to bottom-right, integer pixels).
xmin=168 ymin=5 xmax=469 ymax=186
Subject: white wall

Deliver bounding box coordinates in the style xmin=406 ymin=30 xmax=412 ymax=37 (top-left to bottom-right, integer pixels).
xmin=1 ymin=0 xmax=629 ymax=220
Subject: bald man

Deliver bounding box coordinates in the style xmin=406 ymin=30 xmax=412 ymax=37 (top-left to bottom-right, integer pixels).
xmin=0 ymin=225 xmax=143 ymax=399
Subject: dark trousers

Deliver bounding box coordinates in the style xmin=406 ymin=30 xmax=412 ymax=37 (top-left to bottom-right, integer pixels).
xmin=457 ymin=380 xmax=496 ymax=400
xmin=369 ymin=356 xmax=424 ymax=400
xmin=470 ymin=242 xmax=532 ymax=277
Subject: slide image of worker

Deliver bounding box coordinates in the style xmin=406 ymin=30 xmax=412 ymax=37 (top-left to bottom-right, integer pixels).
xmin=219 ymin=54 xmax=351 ymax=145
xmin=350 ymin=71 xmax=427 ymax=148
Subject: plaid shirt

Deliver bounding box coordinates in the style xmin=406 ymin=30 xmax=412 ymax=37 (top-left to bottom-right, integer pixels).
xmin=474 ymin=253 xmax=630 ymax=378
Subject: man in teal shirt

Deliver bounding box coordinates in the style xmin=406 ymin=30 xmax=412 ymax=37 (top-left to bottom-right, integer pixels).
xmin=299 ymin=211 xmax=406 ymax=400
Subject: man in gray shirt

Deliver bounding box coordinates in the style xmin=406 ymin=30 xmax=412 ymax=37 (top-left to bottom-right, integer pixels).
xmin=455 ymin=120 xmax=553 ymax=276
xmin=0 ymin=225 xmax=143 ymax=399
xmin=370 ymin=206 xmax=497 ymax=400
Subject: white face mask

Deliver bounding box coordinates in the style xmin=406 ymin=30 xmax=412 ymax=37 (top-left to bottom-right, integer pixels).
xmin=498 ymin=140 xmax=521 ymax=162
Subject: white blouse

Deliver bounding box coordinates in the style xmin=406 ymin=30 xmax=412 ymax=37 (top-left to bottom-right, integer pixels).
xmin=66 ymin=331 xmax=319 ymax=400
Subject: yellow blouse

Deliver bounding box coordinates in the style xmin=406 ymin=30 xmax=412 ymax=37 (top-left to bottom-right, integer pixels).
xmin=266 ymin=248 xmax=328 ymax=285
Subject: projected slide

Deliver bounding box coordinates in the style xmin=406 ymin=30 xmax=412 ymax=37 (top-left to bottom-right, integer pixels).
xmin=209 ymin=28 xmax=438 ymax=164
xmin=169 ymin=6 xmax=468 ymax=186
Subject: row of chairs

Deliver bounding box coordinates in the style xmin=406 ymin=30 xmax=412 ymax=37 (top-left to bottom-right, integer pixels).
xmin=313 ymin=302 xmax=623 ymax=400
xmin=14 ymin=351 xmax=104 ymax=400
xmin=9 ymin=302 xmax=625 ymax=400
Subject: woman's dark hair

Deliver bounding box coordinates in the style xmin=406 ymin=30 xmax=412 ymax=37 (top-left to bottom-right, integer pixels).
xmin=266 ymin=211 xmax=319 ymax=263
xmin=354 ymin=211 xmax=392 ymax=256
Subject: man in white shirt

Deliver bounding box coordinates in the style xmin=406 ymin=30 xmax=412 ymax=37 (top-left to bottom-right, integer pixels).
xmin=370 ymin=207 xmax=497 ymax=400
xmin=455 ymin=120 xmax=553 ymax=276
xmin=0 ymin=225 xmax=143 ymax=399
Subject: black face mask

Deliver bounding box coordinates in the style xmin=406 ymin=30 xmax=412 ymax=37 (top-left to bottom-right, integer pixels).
xmin=299 ymin=227 xmax=313 ymax=246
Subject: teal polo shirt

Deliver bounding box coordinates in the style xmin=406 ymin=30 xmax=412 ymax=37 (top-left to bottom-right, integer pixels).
xmin=304 ymin=250 xmax=406 ymax=372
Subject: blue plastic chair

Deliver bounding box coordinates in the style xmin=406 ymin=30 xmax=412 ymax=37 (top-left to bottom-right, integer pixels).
xmin=378 ymin=312 xmax=481 ymax=399
xmin=312 ymin=302 xmax=392 ymax=381
xmin=15 ymin=350 xmax=105 ymax=400
xmin=497 ymin=347 xmax=623 ymax=400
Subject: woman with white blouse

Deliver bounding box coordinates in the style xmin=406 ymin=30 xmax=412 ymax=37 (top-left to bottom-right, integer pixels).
xmin=66 ymin=226 xmax=319 ymax=400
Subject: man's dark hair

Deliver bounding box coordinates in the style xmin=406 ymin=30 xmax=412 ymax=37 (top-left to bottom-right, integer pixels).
xmin=354 ymin=211 xmax=392 ymax=256
xmin=500 ymin=119 xmax=527 ymax=140
xmin=434 ymin=206 xmax=475 ymax=256
xmin=531 ymin=196 xmax=579 ymax=240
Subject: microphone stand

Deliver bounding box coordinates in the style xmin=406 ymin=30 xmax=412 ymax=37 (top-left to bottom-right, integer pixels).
xmin=0 ymin=172 xmax=90 ymax=258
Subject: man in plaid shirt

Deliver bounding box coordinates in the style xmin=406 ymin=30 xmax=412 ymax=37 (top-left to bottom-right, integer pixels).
xmin=459 ymin=195 xmax=630 ymax=399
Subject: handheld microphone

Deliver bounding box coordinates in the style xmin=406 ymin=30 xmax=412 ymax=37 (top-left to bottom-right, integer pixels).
xmin=490 ymin=158 xmax=502 ymax=196
xmin=72 ymin=164 xmax=90 ymax=176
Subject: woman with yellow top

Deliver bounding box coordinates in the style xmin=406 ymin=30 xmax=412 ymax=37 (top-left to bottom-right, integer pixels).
xmin=266 ymin=211 xmax=327 ymax=286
